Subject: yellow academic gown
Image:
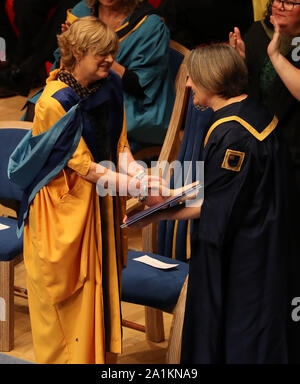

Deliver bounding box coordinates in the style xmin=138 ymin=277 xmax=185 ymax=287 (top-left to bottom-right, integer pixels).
xmin=23 ymin=70 xmax=128 ymax=364
xmin=252 ymin=0 xmax=269 ymax=21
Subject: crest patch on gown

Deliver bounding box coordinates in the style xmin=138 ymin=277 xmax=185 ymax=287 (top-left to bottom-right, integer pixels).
xmin=221 ymin=149 xmax=245 ymax=172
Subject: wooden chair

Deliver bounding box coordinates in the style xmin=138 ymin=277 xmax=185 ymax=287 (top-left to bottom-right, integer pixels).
xmin=126 ymin=40 xmax=190 ymax=215
xmin=131 ymin=39 xmax=190 ymax=163
xmin=0 ymin=121 xmax=32 ymax=352
xmin=122 ymin=41 xmax=191 ymax=360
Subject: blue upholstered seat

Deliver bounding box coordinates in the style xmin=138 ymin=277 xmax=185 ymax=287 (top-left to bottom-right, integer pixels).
xmin=0 ymin=129 xmax=25 ymax=203
xmin=0 ymin=217 xmax=23 ymax=262
xmin=122 ymin=251 xmax=189 ymax=313
xmin=0 ymin=128 xmax=27 ymax=262
xmin=0 ymin=125 xmax=29 ymax=352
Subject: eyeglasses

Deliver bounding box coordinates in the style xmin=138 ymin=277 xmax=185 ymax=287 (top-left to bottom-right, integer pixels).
xmin=272 ymin=0 xmax=300 ymax=11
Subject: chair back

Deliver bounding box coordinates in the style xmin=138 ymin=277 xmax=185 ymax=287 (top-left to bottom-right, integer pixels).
xmin=126 ymin=40 xmax=190 ymax=213
xmin=169 ymin=40 xmax=189 ymax=82
xmin=0 ymin=123 xmax=31 ymax=203
xmin=157 ymin=95 xmax=213 ymax=261
xmin=131 ymin=39 xmax=190 ymax=161
xmin=155 ymin=41 xmax=190 ymax=168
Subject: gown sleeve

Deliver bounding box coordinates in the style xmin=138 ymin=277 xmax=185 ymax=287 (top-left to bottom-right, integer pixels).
xmin=33 ymin=97 xmax=66 ymax=135
xmin=67 ymin=138 xmax=92 ymax=176
xmin=118 ymin=14 xmax=171 ymax=104
xmin=198 ymin=125 xmax=260 ymax=247
xmin=34 ymin=94 xmax=92 ymax=176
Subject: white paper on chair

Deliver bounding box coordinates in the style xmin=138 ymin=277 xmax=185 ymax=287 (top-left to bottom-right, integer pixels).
xmin=0 ymin=224 xmax=10 ymax=231
xmin=133 ymin=255 xmax=179 ymax=270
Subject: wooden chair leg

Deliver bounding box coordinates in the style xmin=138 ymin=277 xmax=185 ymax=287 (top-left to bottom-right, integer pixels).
xmin=166 ymin=276 xmax=188 ymax=364
xmin=106 ymin=352 xmax=118 ymax=364
xmin=0 ymin=260 xmax=14 ymax=352
xmin=145 ymin=307 xmax=165 ymax=342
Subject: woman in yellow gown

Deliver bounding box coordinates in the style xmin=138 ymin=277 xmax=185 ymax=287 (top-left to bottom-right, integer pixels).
xmin=9 ymin=16 xmax=165 ymax=364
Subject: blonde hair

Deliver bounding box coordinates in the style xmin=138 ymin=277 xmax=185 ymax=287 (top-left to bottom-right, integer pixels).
xmin=86 ymin=0 xmax=143 ymax=13
xmin=187 ymin=44 xmax=248 ymax=99
xmin=57 ymin=16 xmax=119 ymax=71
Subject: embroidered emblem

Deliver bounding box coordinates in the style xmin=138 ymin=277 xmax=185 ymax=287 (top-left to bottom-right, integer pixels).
xmin=221 ymin=149 xmax=245 ymax=172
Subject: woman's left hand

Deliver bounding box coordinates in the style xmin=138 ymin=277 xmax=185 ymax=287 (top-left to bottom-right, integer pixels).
xmin=61 ymin=20 xmax=71 ymax=33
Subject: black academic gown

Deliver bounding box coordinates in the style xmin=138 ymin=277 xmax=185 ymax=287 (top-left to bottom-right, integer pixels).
xmin=180 ymin=97 xmax=300 ymax=364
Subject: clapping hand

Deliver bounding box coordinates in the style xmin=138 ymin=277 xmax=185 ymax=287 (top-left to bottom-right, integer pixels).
xmin=268 ymin=16 xmax=281 ymax=60
xmin=229 ymin=27 xmax=246 ymax=60
xmin=61 ymin=20 xmax=71 ymax=33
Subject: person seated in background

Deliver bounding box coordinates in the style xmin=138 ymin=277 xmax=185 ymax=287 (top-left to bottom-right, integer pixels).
xmin=23 ymin=0 xmax=175 ymax=152
xmin=229 ymin=0 xmax=300 ymax=192
xmin=125 ymin=44 xmax=300 ymax=364
xmin=0 ymin=0 xmax=18 ymax=71
xmin=8 ymin=16 xmax=173 ymax=364
xmin=268 ymin=13 xmax=300 ymax=101
xmin=0 ymin=0 xmax=80 ymax=98
xmin=156 ymin=0 xmax=255 ymax=49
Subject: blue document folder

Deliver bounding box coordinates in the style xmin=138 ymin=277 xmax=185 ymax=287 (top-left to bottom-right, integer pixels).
xmin=121 ymin=182 xmax=202 ymax=228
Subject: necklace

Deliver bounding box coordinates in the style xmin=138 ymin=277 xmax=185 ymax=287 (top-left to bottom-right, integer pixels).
xmin=98 ymin=6 xmax=131 ymax=30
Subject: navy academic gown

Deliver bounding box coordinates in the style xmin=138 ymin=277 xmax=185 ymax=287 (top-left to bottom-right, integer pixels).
xmin=180 ymin=97 xmax=300 ymax=364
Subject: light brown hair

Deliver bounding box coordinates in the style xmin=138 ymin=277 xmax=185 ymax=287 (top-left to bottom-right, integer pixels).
xmin=187 ymin=44 xmax=248 ymax=99
xmin=57 ymin=16 xmax=119 ymax=71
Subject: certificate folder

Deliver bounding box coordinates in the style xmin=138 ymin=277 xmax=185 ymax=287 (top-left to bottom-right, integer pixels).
xmin=121 ymin=183 xmax=202 ymax=228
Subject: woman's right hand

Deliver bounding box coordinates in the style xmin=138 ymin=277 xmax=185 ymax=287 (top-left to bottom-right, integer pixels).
xmin=61 ymin=20 xmax=71 ymax=33
xmin=229 ymin=27 xmax=246 ymax=60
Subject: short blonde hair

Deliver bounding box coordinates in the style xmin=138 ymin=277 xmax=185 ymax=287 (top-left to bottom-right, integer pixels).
xmin=57 ymin=16 xmax=119 ymax=71
xmin=187 ymin=44 xmax=248 ymax=99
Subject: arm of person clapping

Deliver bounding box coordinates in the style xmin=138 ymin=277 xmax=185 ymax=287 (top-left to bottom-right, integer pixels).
xmin=268 ymin=15 xmax=300 ymax=102
xmin=229 ymin=27 xmax=246 ymax=60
